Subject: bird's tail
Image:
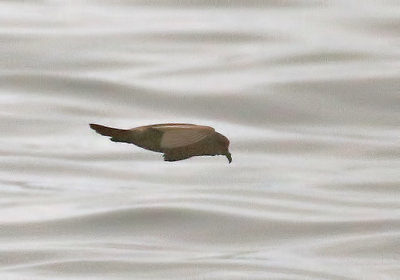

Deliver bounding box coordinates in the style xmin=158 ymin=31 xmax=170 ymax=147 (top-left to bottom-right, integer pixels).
xmin=89 ymin=123 xmax=132 ymax=143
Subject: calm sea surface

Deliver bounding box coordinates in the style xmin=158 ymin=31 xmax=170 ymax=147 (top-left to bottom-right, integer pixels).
xmin=1 ymin=1 xmax=399 ymax=279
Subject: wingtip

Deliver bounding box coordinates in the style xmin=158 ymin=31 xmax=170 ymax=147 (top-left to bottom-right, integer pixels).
xmin=89 ymin=123 xmax=109 ymax=135
xmin=89 ymin=123 xmax=104 ymax=132
xmin=89 ymin=123 xmax=97 ymax=129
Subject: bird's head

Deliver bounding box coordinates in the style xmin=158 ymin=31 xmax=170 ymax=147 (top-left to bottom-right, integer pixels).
xmin=214 ymin=133 xmax=232 ymax=163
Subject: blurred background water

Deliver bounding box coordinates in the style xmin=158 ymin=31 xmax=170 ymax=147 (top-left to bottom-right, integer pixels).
xmin=1 ymin=0 xmax=400 ymax=279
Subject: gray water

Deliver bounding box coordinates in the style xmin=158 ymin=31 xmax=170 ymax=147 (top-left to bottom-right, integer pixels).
xmin=1 ymin=1 xmax=400 ymax=279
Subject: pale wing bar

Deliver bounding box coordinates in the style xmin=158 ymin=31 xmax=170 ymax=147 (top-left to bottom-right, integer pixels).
xmin=159 ymin=127 xmax=214 ymax=149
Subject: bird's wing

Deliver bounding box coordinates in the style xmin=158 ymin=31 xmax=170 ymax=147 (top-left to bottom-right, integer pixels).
xmin=90 ymin=123 xmax=135 ymax=143
xmin=154 ymin=125 xmax=215 ymax=149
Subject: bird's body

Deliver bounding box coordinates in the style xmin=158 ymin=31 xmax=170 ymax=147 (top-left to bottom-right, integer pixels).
xmin=89 ymin=123 xmax=232 ymax=163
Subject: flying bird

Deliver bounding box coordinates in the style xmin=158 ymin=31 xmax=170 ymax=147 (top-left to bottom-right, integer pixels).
xmin=89 ymin=123 xmax=232 ymax=163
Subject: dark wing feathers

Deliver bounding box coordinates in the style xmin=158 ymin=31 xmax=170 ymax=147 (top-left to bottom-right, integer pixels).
xmin=163 ymin=151 xmax=193 ymax=162
xmin=89 ymin=123 xmax=134 ymax=144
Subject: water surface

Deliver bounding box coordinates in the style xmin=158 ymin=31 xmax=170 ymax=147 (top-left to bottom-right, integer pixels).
xmin=1 ymin=1 xmax=399 ymax=279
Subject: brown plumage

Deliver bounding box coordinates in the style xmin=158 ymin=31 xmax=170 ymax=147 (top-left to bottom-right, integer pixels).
xmin=89 ymin=123 xmax=232 ymax=163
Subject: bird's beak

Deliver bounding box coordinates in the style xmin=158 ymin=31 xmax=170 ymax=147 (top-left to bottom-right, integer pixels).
xmin=225 ymin=152 xmax=232 ymax=164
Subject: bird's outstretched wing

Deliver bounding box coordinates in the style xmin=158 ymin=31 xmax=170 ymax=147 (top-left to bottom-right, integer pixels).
xmin=153 ymin=124 xmax=215 ymax=149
